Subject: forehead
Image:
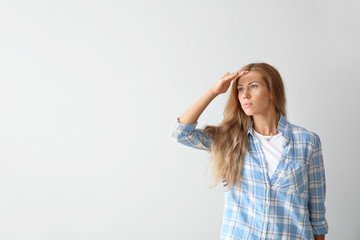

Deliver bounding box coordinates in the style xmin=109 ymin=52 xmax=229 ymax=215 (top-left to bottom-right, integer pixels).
xmin=237 ymin=71 xmax=264 ymax=85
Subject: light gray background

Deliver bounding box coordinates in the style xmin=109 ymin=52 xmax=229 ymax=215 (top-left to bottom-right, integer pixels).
xmin=0 ymin=0 xmax=359 ymax=239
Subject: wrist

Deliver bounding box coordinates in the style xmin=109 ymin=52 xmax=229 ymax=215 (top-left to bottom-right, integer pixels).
xmin=208 ymin=88 xmax=219 ymax=98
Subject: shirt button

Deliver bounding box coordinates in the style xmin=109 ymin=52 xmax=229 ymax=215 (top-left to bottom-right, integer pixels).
xmin=265 ymin=203 xmax=268 ymax=206
xmin=282 ymin=158 xmax=285 ymax=162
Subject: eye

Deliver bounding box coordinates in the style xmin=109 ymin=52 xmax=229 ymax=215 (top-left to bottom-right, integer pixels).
xmin=237 ymin=85 xmax=257 ymax=92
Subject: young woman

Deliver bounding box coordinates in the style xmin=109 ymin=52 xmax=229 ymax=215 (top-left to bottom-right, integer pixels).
xmin=169 ymin=63 xmax=328 ymax=240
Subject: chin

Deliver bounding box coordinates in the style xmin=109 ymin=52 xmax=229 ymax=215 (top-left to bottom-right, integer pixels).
xmin=243 ymin=111 xmax=253 ymax=116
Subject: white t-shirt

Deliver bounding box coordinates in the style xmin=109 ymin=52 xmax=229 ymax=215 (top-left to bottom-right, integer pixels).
xmin=253 ymin=129 xmax=286 ymax=178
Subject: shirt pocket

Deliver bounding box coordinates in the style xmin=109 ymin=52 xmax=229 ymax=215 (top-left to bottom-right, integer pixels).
xmin=280 ymin=159 xmax=308 ymax=195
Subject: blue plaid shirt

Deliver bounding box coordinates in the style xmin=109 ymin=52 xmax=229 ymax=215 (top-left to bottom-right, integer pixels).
xmin=169 ymin=113 xmax=328 ymax=239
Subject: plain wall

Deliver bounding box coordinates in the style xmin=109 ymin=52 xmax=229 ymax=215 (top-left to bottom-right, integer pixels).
xmin=0 ymin=0 xmax=359 ymax=239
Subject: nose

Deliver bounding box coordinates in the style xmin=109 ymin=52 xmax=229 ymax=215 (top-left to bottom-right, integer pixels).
xmin=242 ymin=88 xmax=250 ymax=99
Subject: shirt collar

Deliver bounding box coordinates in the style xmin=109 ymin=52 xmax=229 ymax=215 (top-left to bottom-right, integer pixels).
xmin=247 ymin=113 xmax=291 ymax=142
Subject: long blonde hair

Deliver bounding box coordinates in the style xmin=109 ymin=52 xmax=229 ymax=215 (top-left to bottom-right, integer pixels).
xmin=203 ymin=62 xmax=287 ymax=191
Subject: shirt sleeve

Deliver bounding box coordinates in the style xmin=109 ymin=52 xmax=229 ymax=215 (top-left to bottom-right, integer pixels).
xmin=308 ymin=133 xmax=329 ymax=235
xmin=169 ymin=117 xmax=212 ymax=151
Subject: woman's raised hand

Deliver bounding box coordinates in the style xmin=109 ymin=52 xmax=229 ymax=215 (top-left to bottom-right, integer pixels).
xmin=175 ymin=70 xmax=249 ymax=125
xmin=210 ymin=71 xmax=249 ymax=96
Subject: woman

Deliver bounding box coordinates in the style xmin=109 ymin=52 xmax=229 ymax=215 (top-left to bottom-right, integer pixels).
xmin=169 ymin=63 xmax=328 ymax=240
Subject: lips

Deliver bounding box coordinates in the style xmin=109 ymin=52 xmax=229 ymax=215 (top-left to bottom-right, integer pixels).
xmin=243 ymin=102 xmax=252 ymax=107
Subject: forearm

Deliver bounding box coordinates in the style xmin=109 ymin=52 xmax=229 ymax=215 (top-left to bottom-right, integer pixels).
xmin=314 ymin=234 xmax=325 ymax=240
xmin=178 ymin=88 xmax=218 ymax=124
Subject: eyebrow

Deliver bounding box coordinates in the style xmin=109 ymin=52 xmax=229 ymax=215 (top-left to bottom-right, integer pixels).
xmin=237 ymin=81 xmax=260 ymax=86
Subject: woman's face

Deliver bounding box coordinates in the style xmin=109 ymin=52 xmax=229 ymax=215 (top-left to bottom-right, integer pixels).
xmin=237 ymin=71 xmax=273 ymax=116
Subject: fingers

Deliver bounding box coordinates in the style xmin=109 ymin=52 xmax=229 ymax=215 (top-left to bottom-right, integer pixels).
xmin=222 ymin=72 xmax=231 ymax=78
xmin=238 ymin=70 xmax=249 ymax=76
xmin=232 ymin=70 xmax=249 ymax=76
xmin=222 ymin=70 xmax=249 ymax=81
xmin=228 ymin=72 xmax=239 ymax=81
xmin=232 ymin=70 xmax=249 ymax=79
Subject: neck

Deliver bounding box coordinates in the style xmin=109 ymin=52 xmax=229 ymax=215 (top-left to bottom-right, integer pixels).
xmin=252 ymin=111 xmax=280 ymax=136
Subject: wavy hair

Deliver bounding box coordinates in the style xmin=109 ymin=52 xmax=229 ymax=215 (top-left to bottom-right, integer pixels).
xmin=203 ymin=62 xmax=287 ymax=191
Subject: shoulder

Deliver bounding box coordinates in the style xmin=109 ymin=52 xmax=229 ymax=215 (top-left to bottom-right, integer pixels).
xmin=289 ymin=122 xmax=320 ymax=148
